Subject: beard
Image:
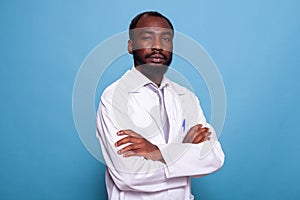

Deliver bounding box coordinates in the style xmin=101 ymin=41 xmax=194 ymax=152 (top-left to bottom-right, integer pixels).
xmin=132 ymin=49 xmax=173 ymax=77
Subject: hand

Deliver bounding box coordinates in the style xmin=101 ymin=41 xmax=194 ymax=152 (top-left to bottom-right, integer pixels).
xmin=183 ymin=124 xmax=211 ymax=144
xmin=115 ymin=130 xmax=165 ymax=163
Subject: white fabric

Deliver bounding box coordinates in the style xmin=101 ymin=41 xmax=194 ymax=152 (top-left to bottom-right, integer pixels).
xmin=96 ymin=67 xmax=225 ymax=200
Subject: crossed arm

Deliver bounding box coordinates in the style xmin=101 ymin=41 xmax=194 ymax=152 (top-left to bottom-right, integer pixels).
xmin=97 ymin=90 xmax=224 ymax=191
xmin=115 ymin=124 xmax=212 ymax=163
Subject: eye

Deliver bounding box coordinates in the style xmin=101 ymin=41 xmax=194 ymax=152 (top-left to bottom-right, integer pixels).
xmin=141 ymin=36 xmax=152 ymax=40
xmin=162 ymin=37 xmax=171 ymax=42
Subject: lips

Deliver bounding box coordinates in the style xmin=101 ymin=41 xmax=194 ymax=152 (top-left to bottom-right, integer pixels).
xmin=147 ymin=53 xmax=166 ymax=63
xmin=149 ymin=53 xmax=165 ymax=59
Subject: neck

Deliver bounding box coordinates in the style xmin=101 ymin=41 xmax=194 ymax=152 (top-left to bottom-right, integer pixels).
xmin=135 ymin=64 xmax=167 ymax=87
xmin=146 ymin=74 xmax=163 ymax=87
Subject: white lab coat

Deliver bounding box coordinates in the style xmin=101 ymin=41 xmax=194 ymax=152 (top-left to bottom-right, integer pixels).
xmin=96 ymin=67 xmax=225 ymax=200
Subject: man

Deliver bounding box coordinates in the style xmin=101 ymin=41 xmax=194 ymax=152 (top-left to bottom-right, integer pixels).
xmin=96 ymin=11 xmax=225 ymax=200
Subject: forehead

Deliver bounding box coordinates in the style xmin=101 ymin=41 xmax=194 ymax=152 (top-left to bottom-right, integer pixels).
xmin=135 ymin=15 xmax=172 ymax=30
xmin=132 ymin=16 xmax=173 ymax=37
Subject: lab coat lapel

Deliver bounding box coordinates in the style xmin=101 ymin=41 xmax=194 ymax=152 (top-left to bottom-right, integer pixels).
xmin=128 ymin=91 xmax=166 ymax=144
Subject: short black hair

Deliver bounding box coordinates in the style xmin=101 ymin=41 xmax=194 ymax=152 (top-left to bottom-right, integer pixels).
xmin=129 ymin=11 xmax=174 ymax=40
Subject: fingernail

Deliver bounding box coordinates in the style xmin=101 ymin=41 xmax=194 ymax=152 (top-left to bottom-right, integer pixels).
xmin=117 ymin=131 xmax=122 ymax=135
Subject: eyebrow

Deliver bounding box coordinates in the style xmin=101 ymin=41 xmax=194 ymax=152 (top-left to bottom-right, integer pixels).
xmin=138 ymin=30 xmax=173 ymax=36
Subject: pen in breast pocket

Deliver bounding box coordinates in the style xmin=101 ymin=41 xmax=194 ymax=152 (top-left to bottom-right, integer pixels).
xmin=182 ymin=119 xmax=186 ymax=132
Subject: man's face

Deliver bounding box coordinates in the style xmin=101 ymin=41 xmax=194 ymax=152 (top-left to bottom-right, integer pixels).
xmin=129 ymin=16 xmax=173 ymax=76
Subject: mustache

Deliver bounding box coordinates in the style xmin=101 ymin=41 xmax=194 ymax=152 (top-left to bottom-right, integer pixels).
xmin=145 ymin=51 xmax=168 ymax=60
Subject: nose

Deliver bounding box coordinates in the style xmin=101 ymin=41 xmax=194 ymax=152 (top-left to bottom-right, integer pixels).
xmin=151 ymin=36 xmax=163 ymax=51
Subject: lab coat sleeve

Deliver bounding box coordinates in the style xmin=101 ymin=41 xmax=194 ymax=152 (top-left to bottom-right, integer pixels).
xmin=96 ymin=89 xmax=188 ymax=192
xmin=157 ymin=92 xmax=225 ymax=178
xmin=157 ymin=131 xmax=224 ymax=178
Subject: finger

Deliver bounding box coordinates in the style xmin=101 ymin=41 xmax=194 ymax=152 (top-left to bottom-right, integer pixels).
xmin=197 ymin=127 xmax=209 ymax=133
xmin=188 ymin=125 xmax=208 ymax=137
xmin=117 ymin=143 xmax=142 ymax=154
xmin=123 ymin=150 xmax=145 ymax=158
xmin=115 ymin=136 xmax=141 ymax=147
xmin=200 ymin=136 xmax=211 ymax=143
xmin=202 ymin=136 xmax=211 ymax=142
xmin=189 ymin=124 xmax=203 ymax=133
xmin=185 ymin=125 xmax=201 ymax=138
xmin=191 ymin=129 xmax=210 ymax=142
xmin=202 ymin=131 xmax=211 ymax=138
xmin=196 ymin=124 xmax=203 ymax=129
xmin=122 ymin=150 xmax=137 ymax=157
xmin=194 ymin=128 xmax=210 ymax=138
xmin=117 ymin=130 xmax=141 ymax=138
xmin=193 ymin=136 xmax=210 ymax=144
xmin=193 ymin=132 xmax=211 ymax=144
xmin=193 ymin=135 xmax=205 ymax=144
xmin=183 ymin=125 xmax=203 ymax=143
xmin=197 ymin=124 xmax=204 ymax=130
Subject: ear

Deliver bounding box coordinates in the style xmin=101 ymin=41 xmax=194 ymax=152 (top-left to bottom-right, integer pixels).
xmin=128 ymin=40 xmax=133 ymax=54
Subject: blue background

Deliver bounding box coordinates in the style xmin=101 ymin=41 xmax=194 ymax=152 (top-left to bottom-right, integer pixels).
xmin=1 ymin=0 xmax=299 ymax=199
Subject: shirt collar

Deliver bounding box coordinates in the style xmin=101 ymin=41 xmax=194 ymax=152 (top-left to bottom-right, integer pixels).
xmin=129 ymin=67 xmax=170 ymax=92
